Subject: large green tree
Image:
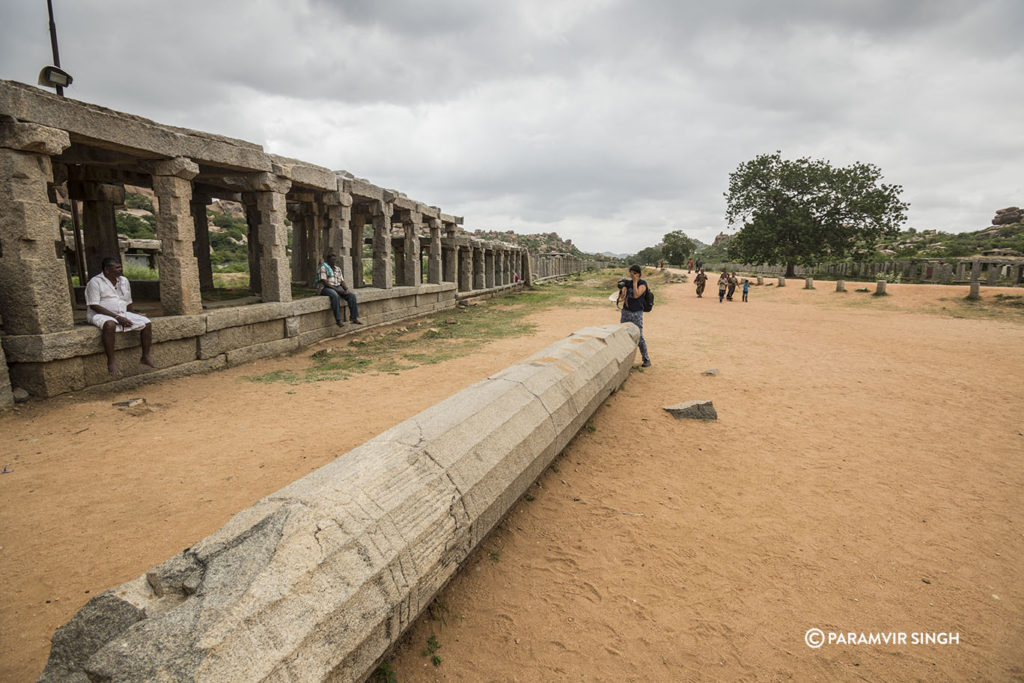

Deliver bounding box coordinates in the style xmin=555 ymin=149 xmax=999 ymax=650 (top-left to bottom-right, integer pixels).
xmin=662 ymin=230 xmax=696 ymax=266
xmin=724 ymin=152 xmax=908 ymax=276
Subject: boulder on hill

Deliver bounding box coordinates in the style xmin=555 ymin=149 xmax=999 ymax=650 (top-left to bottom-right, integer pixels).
xmin=992 ymin=206 xmax=1022 ymax=225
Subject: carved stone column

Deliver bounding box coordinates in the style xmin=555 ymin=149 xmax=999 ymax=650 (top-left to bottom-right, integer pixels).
xmin=350 ymin=213 xmax=367 ymax=288
xmin=152 ymin=157 xmax=202 ymax=315
xmin=0 ymin=117 xmax=74 ymax=334
xmin=484 ymin=247 xmax=495 ymax=288
xmin=442 ymin=225 xmax=458 ymax=283
xmin=428 ymin=219 xmax=442 ymax=284
xmin=458 ymin=245 xmax=472 ymax=292
xmin=402 ymin=211 xmax=421 ymax=286
xmin=189 ymin=193 xmax=215 ymax=291
xmin=471 ymin=244 xmax=484 ymax=290
xmin=372 ymin=199 xmax=394 ymax=289
xmin=522 ymin=251 xmax=533 ymax=286
xmin=325 ymin=191 xmax=353 ymax=285
xmin=243 ymin=171 xmax=293 ymax=302
xmin=72 ymin=181 xmax=123 ymax=281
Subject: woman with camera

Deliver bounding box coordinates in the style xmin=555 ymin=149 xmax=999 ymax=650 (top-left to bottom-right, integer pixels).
xmin=618 ymin=264 xmax=652 ymax=368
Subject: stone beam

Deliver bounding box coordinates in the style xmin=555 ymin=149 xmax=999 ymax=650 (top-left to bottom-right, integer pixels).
xmin=40 ymin=323 xmax=640 ymax=682
xmin=0 ymin=81 xmax=269 ymax=172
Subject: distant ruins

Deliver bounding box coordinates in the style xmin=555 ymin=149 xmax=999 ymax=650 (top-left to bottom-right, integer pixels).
xmin=0 ymin=80 xmax=589 ymax=406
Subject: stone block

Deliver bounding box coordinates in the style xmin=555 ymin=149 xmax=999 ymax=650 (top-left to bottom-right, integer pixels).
xmin=151 ymin=315 xmax=207 ymax=343
xmin=205 ymin=303 xmax=291 ymax=332
xmin=284 ymin=316 xmax=300 ymax=338
xmin=664 ymin=400 xmax=718 ymax=420
xmin=0 ymin=115 xmax=70 ymax=155
xmin=0 ymin=258 xmax=74 ymax=335
xmin=8 ymin=356 xmax=86 ymax=397
xmin=224 ymin=337 xmax=300 ymax=367
xmin=198 ymin=320 xmax=284 ymax=359
xmin=39 ymin=324 xmax=638 ymax=681
xmin=80 ymin=338 xmax=196 ymax=387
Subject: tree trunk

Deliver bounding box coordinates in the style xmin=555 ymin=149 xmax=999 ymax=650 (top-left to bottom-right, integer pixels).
xmin=785 ymin=262 xmax=796 ymax=277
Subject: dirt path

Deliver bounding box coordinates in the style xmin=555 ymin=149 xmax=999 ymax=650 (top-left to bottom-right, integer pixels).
xmin=2 ymin=275 xmax=1023 ymax=681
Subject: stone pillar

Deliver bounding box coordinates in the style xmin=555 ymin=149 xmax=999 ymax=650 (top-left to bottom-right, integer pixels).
xmin=523 ymin=251 xmax=533 ymax=285
xmin=372 ymin=199 xmax=394 ymax=289
xmin=473 ymin=244 xmax=485 ymax=290
xmin=804 ymin=277 xmax=815 ymax=289
xmin=875 ymin=280 xmax=887 ymax=295
xmin=241 ymin=194 xmax=262 ymax=294
xmin=189 ymin=195 xmax=215 ymax=291
xmin=756 ymin=276 xmax=764 ymax=285
xmin=351 ymin=214 xmax=367 ymax=288
xmin=0 ymin=118 xmax=74 ymax=335
xmin=245 ymin=171 xmax=293 ymax=302
xmin=402 ymin=212 xmax=421 ymax=286
xmin=442 ymin=226 xmax=458 ymax=283
xmin=325 ymin=192 xmax=353 ymax=286
xmin=152 ymin=157 xmax=203 ymax=315
xmin=75 ymin=182 xmax=123 ymax=280
xmin=836 ymin=280 xmax=846 ymax=292
xmin=777 ymin=277 xmax=786 ymax=287
xmin=428 ymin=219 xmax=442 ymax=284
xmin=458 ymin=245 xmax=472 ymax=292
xmin=956 ymin=261 xmax=966 ymax=281
xmin=987 ymin=263 xmax=1000 ymax=285
xmin=968 ymin=281 xmax=980 ymax=300
xmin=484 ymin=248 xmax=495 ymax=288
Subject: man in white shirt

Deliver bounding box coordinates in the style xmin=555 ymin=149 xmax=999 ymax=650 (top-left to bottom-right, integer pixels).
xmin=85 ymin=257 xmax=157 ymax=376
xmin=317 ymin=252 xmax=361 ymax=327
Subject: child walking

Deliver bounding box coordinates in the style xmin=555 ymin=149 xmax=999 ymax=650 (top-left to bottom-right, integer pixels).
xmin=742 ymin=279 xmax=750 ymax=302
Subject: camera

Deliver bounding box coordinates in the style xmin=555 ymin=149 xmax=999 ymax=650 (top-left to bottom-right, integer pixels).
xmin=617 ymin=279 xmax=629 ymax=289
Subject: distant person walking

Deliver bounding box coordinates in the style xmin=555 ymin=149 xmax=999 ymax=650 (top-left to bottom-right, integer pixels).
xmin=687 ymin=259 xmax=694 ymax=273
xmin=618 ymin=264 xmax=651 ymax=367
xmin=694 ymin=269 xmax=707 ymax=298
xmin=726 ymin=272 xmax=737 ymax=301
xmin=718 ymin=269 xmax=729 ymax=303
xmin=742 ymin=278 xmax=750 ymax=302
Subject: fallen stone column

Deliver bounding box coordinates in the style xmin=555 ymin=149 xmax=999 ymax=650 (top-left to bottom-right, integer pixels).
xmin=41 ymin=323 xmax=640 ymax=683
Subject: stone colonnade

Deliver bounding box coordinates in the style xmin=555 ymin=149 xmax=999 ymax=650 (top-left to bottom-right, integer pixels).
xmin=0 ymin=80 xmax=533 ymax=402
xmin=529 ymin=252 xmax=593 ymax=281
xmin=704 ymin=258 xmax=1024 ymax=286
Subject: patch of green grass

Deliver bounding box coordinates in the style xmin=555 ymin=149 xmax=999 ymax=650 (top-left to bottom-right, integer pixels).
xmin=370 ymin=662 xmax=397 ymax=683
xmin=524 ymin=493 xmax=536 ymax=502
xmin=423 ymin=635 xmax=443 ymax=666
xmin=488 ymin=549 xmax=501 ymax=563
xmin=247 ymin=269 xmax=628 ymax=384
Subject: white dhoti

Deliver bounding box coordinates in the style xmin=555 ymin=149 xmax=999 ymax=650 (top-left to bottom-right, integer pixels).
xmin=88 ymin=311 xmax=150 ymax=332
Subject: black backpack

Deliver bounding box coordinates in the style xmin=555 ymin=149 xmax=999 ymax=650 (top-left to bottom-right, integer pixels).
xmin=642 ymin=285 xmax=654 ymax=312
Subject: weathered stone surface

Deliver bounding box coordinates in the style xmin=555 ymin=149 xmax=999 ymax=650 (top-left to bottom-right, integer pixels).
xmin=992 ymin=206 xmax=1022 ymax=225
xmin=0 ymin=343 xmax=13 ymax=409
xmin=0 ymin=81 xmax=270 ymax=171
xmin=40 ymin=323 xmax=639 ymax=682
xmin=664 ymin=400 xmax=718 ymax=420
xmin=0 ymin=115 xmax=70 ymax=155
xmin=8 ymin=356 xmax=85 ymax=397
xmin=701 ymin=368 xmax=719 ymax=376
xmin=12 ymin=387 xmax=29 ymax=403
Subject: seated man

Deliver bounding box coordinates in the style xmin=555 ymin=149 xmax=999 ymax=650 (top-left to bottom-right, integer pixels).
xmin=317 ymin=252 xmax=362 ymax=327
xmin=85 ymin=257 xmax=157 ymax=377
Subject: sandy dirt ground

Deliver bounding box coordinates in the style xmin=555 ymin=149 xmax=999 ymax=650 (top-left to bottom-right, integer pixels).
xmin=1 ymin=273 xmax=1023 ymax=681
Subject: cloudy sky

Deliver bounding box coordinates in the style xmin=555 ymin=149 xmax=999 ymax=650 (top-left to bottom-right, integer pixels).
xmin=2 ymin=0 xmax=1021 ymax=254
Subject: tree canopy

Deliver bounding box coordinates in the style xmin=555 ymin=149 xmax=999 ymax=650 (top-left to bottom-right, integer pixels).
xmin=724 ymin=152 xmax=909 ymax=276
xmin=662 ymin=230 xmax=696 ymax=265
